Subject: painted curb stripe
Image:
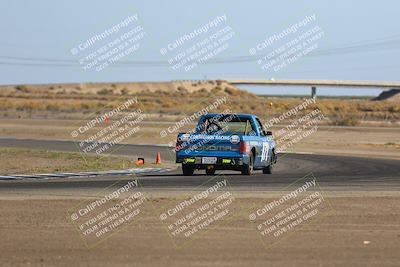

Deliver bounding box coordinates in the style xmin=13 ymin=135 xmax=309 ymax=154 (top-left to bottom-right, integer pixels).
xmin=0 ymin=168 xmax=173 ymax=180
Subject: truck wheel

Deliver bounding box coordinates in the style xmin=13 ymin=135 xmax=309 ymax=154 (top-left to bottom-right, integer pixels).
xmin=263 ymin=164 xmax=272 ymax=174
xmin=205 ymin=166 xmax=216 ymax=175
xmin=263 ymin=151 xmax=275 ymax=174
xmin=241 ymin=154 xmax=254 ymax=175
xmin=182 ymin=164 xmax=194 ymax=176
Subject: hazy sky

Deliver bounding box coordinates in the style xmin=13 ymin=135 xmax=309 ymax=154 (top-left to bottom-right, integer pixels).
xmin=0 ymin=0 xmax=399 ymax=95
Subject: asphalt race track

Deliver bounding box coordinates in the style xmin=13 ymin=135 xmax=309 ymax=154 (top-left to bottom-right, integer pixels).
xmin=0 ymin=138 xmax=399 ymax=193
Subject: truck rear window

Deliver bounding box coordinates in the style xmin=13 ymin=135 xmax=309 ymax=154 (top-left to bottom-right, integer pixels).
xmin=198 ymin=117 xmax=255 ymax=135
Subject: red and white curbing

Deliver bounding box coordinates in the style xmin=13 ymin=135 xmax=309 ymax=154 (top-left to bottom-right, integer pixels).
xmin=0 ymin=167 xmax=174 ymax=180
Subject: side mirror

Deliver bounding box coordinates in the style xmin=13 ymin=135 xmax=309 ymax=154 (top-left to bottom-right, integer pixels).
xmin=266 ymin=131 xmax=273 ymax=136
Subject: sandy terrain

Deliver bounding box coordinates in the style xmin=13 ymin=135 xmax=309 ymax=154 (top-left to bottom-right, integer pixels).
xmin=0 ymin=81 xmax=398 ymax=266
xmin=1 ymin=80 xmax=238 ymax=95
xmin=0 ymin=195 xmax=399 ymax=266
xmin=0 ymin=118 xmax=399 ymax=160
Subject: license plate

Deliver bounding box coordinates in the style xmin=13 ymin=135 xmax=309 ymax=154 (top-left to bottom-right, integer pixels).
xmin=202 ymin=157 xmax=217 ymax=164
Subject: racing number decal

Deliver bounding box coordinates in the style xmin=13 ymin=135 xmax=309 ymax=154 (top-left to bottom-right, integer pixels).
xmin=261 ymin=142 xmax=269 ymax=162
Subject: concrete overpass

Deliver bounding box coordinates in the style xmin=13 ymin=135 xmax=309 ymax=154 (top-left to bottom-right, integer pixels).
xmin=227 ymin=79 xmax=400 ymax=98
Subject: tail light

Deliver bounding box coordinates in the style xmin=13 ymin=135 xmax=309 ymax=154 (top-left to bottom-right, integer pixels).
xmin=175 ymin=141 xmax=182 ymax=152
xmin=239 ymin=141 xmax=250 ymax=154
xmin=176 ymin=134 xmax=190 ymax=152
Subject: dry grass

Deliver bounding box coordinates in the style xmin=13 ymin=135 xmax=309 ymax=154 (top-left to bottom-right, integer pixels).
xmin=0 ymin=148 xmax=164 ymax=175
xmin=0 ymin=82 xmax=399 ymax=124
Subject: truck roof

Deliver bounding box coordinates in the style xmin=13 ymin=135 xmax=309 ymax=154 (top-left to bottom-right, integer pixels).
xmin=202 ymin=113 xmax=258 ymax=120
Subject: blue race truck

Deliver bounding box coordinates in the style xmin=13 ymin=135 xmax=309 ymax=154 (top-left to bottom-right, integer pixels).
xmin=175 ymin=113 xmax=277 ymax=176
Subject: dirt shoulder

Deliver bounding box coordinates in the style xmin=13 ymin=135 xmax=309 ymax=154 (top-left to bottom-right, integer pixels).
xmin=0 ymin=148 xmax=168 ymax=175
xmin=0 ymin=196 xmax=399 ymax=267
xmin=0 ymin=118 xmax=399 ymax=160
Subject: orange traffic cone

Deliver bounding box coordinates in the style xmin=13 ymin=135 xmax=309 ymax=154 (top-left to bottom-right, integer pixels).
xmin=156 ymin=152 xmax=161 ymax=164
xmin=135 ymin=158 xmax=144 ymax=166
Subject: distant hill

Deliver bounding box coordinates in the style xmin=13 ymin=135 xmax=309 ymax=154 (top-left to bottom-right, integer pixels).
xmin=373 ymin=89 xmax=400 ymax=102
xmin=1 ymin=81 xmax=398 ymax=123
xmin=1 ymin=80 xmax=256 ymax=98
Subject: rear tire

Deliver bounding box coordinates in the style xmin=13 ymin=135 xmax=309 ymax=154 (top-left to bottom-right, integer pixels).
xmin=263 ymin=151 xmax=275 ymax=174
xmin=263 ymin=164 xmax=272 ymax=174
xmin=182 ymin=164 xmax=194 ymax=176
xmin=241 ymin=153 xmax=254 ymax=175
xmin=205 ymin=167 xmax=216 ymax=175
